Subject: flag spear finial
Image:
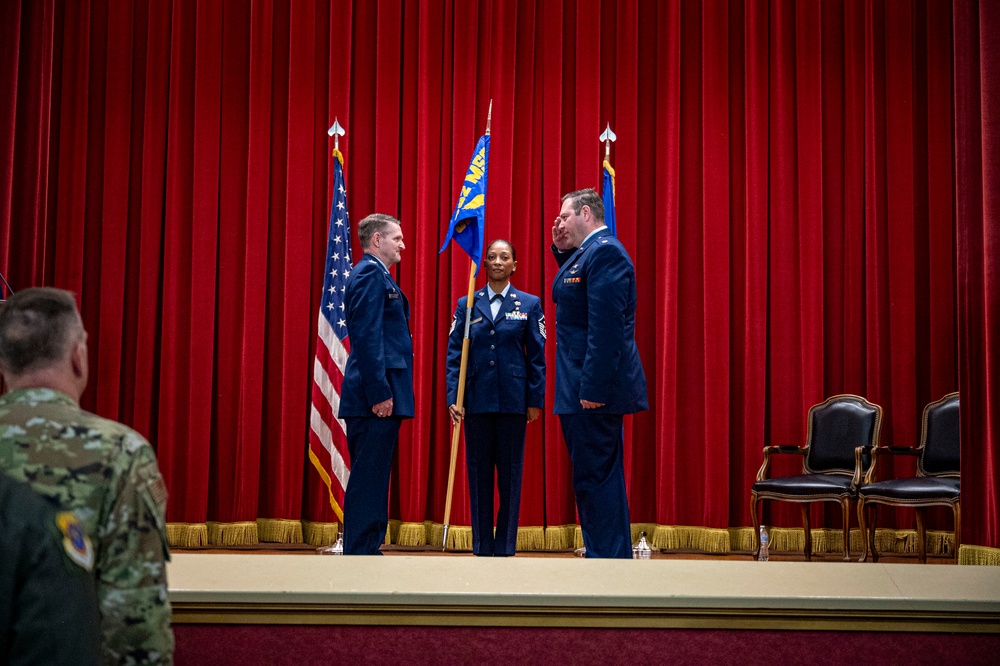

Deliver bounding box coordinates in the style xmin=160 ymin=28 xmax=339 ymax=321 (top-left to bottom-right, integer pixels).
xmin=600 ymin=122 xmax=616 ymax=162
xmin=485 ymin=100 xmax=493 ymax=136
xmin=328 ymin=117 xmax=345 ymax=151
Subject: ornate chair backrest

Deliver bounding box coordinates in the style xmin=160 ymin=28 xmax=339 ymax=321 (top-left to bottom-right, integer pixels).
xmin=804 ymin=394 xmax=882 ymax=475
xmin=918 ymin=392 xmax=960 ymax=478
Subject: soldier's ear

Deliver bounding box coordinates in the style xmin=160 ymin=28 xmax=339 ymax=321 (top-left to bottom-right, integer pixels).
xmin=70 ymin=337 xmax=87 ymax=380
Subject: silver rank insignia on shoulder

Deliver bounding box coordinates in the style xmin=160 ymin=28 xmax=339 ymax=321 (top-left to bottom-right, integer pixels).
xmin=538 ymin=314 xmax=547 ymax=339
xmin=57 ymin=511 xmax=94 ymax=571
xmin=449 ymin=316 xmax=457 ymax=335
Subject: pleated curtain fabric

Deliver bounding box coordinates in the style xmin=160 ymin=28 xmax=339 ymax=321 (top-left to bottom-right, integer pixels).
xmin=0 ymin=0 xmax=995 ymax=551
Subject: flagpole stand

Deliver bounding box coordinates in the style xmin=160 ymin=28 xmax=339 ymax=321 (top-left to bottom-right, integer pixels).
xmin=316 ymin=530 xmax=344 ymax=555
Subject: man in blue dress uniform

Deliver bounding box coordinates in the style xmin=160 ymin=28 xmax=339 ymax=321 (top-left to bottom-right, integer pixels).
xmin=338 ymin=213 xmax=414 ymax=555
xmin=550 ymin=188 xmax=648 ymax=558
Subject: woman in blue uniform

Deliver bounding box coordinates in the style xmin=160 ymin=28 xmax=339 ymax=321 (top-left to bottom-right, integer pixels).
xmin=446 ymin=239 xmax=546 ymax=556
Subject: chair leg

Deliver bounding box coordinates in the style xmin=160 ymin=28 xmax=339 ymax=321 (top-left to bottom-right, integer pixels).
xmin=915 ymin=508 xmax=927 ymax=564
xmin=840 ymin=498 xmax=851 ymax=562
xmin=801 ymin=505 xmax=812 ymax=561
xmin=869 ymin=505 xmax=880 ymax=562
xmin=750 ymin=493 xmax=761 ymax=560
xmin=857 ymin=498 xmax=869 ymax=562
xmin=953 ymin=502 xmax=961 ymax=564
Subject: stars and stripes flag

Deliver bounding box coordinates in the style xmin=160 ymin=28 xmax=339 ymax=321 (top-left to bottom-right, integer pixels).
xmin=308 ymin=148 xmax=352 ymax=521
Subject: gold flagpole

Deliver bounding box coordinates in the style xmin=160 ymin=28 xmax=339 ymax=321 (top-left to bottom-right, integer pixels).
xmin=442 ymin=100 xmax=492 ymax=550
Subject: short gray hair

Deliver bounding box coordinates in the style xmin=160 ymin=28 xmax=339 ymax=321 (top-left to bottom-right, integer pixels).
xmin=357 ymin=213 xmax=401 ymax=250
xmin=561 ymin=188 xmax=604 ymax=224
xmin=0 ymin=287 xmax=83 ymax=376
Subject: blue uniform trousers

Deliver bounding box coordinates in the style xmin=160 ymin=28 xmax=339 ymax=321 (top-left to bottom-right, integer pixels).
xmin=559 ymin=413 xmax=632 ymax=559
xmin=343 ymin=416 xmax=400 ymax=555
xmin=464 ymin=413 xmax=527 ymax=556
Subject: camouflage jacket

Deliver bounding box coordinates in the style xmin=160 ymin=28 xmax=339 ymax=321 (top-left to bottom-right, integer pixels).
xmin=0 ymin=388 xmax=173 ymax=665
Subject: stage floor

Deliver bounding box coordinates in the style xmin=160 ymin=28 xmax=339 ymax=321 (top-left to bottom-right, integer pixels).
xmin=168 ymin=551 xmax=1000 ymax=633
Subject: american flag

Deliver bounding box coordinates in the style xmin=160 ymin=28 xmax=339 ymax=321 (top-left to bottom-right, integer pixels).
xmin=308 ymin=148 xmax=352 ymax=521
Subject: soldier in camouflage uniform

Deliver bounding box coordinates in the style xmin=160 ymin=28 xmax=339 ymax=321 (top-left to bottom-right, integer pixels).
xmin=0 ymin=287 xmax=174 ymax=665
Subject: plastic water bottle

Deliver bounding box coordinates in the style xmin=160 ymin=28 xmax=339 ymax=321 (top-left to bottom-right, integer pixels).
xmin=758 ymin=526 xmax=769 ymax=561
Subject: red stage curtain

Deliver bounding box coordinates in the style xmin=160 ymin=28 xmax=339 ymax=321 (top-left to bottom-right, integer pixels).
xmin=954 ymin=0 xmax=1000 ymax=553
xmin=1 ymin=0 xmax=995 ymax=551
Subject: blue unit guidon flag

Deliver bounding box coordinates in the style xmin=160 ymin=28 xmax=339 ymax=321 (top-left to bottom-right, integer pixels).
xmin=439 ymin=134 xmax=490 ymax=274
xmin=602 ymin=159 xmax=617 ymax=237
xmin=309 ymin=148 xmax=352 ymax=521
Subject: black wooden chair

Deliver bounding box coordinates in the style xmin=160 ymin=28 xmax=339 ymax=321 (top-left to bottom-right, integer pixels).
xmin=857 ymin=392 xmax=960 ymax=563
xmin=751 ymin=394 xmax=883 ymax=561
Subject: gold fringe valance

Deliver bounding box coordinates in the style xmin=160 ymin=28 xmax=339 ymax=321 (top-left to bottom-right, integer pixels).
xmin=385 ymin=519 xmax=401 ymax=544
xmin=257 ymin=518 xmax=304 ymax=544
xmin=425 ymin=521 xmax=444 ymax=547
xmin=543 ymin=525 xmax=580 ymax=550
xmin=729 ymin=527 xmax=755 ymax=552
xmin=167 ymin=522 xmax=208 ymax=548
xmin=630 ymin=523 xmax=659 ymax=545
xmin=871 ymin=528 xmax=956 ymax=557
xmin=651 ymin=525 xmax=732 ymax=553
xmin=958 ymin=544 xmax=1000 ymax=566
xmin=424 ymin=521 xmax=472 ymax=550
xmin=302 ymin=520 xmax=340 ymax=546
xmin=397 ymin=521 xmax=432 ymax=547
xmin=444 ymin=526 xmax=473 ymax=551
xmin=163 ymin=520 xmax=996 ymax=564
xmin=206 ymin=521 xmax=258 ymax=546
xmin=516 ymin=526 xmax=546 ymax=551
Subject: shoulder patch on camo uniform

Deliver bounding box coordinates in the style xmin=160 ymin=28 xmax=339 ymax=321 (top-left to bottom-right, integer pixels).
xmin=56 ymin=511 xmax=94 ymax=571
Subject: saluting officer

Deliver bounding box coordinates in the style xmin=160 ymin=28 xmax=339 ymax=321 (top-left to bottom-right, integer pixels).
xmin=550 ymin=189 xmax=648 ymax=559
xmin=446 ymin=239 xmax=546 ymax=556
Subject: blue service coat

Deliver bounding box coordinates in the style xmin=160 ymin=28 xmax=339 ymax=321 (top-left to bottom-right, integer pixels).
xmin=551 ymin=228 xmax=648 ymax=414
xmin=338 ymin=254 xmax=415 ymax=418
xmin=446 ymin=286 xmax=546 ymax=414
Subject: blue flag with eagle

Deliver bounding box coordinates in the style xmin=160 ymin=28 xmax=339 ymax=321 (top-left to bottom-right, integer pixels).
xmin=439 ymin=134 xmax=489 ymax=275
